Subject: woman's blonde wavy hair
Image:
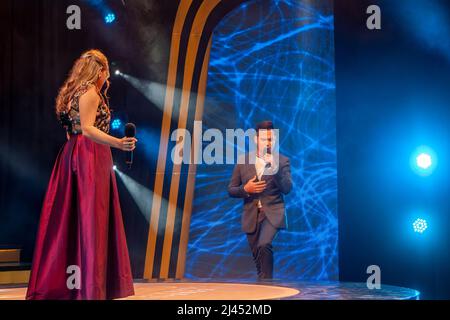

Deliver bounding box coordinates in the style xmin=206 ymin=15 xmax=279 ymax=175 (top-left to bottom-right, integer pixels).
xmin=56 ymin=49 xmax=110 ymax=114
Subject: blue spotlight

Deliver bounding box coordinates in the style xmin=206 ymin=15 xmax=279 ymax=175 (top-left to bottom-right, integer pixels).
xmin=413 ymin=218 xmax=428 ymax=234
xmin=416 ymin=153 xmax=432 ymax=169
xmin=410 ymin=146 xmax=437 ymax=176
xmin=111 ymin=118 xmax=122 ymax=131
xmin=104 ymin=13 xmax=116 ymax=24
xmin=113 ymin=165 xmax=117 ymax=171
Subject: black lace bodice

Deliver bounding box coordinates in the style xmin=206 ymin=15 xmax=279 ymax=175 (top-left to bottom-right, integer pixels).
xmin=58 ymin=84 xmax=111 ymax=135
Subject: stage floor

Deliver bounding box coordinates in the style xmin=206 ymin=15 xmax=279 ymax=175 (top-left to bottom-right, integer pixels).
xmin=0 ymin=280 xmax=420 ymax=300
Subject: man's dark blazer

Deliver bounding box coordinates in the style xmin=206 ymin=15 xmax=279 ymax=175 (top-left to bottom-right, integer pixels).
xmin=228 ymin=152 xmax=292 ymax=233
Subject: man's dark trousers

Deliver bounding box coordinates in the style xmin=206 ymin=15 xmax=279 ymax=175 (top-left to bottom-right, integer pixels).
xmin=246 ymin=208 xmax=278 ymax=279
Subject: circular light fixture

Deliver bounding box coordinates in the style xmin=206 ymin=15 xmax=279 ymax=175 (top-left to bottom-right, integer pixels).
xmin=105 ymin=13 xmax=116 ymax=24
xmin=413 ymin=218 xmax=428 ymax=234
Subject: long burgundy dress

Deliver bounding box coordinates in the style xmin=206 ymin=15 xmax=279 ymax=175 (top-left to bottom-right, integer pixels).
xmin=26 ymin=84 xmax=135 ymax=300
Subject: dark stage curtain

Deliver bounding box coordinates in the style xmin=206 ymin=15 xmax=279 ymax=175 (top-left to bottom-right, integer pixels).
xmin=0 ymin=0 xmax=72 ymax=262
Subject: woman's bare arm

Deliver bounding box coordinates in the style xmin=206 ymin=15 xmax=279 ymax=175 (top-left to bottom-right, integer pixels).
xmin=78 ymin=87 xmax=136 ymax=151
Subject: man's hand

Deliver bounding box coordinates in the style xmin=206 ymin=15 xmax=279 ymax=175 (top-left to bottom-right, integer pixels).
xmin=244 ymin=176 xmax=266 ymax=194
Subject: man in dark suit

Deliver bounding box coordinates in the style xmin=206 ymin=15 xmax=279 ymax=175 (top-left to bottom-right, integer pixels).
xmin=228 ymin=121 xmax=292 ymax=279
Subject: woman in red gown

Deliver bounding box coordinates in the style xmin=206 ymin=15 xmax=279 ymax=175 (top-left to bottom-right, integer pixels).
xmin=26 ymin=49 xmax=136 ymax=300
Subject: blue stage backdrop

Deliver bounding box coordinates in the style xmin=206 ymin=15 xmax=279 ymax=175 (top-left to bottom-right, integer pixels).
xmin=186 ymin=0 xmax=337 ymax=280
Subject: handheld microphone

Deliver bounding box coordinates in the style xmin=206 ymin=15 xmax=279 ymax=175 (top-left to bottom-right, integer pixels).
xmin=125 ymin=123 xmax=136 ymax=169
xmin=264 ymin=146 xmax=272 ymax=169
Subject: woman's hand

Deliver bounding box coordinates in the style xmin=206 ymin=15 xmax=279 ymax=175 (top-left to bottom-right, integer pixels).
xmin=116 ymin=137 xmax=137 ymax=151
